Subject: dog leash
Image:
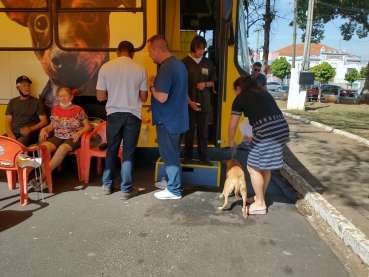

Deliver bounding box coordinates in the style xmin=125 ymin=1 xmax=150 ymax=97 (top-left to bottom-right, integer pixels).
xmin=231 ymin=143 xmax=237 ymax=159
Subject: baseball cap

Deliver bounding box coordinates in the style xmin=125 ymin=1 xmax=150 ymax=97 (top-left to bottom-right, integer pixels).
xmin=16 ymin=75 xmax=32 ymax=84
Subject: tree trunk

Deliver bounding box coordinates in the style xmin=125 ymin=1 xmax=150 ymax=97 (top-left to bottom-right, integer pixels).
xmin=359 ymin=61 xmax=369 ymax=104
xmin=262 ymin=0 xmax=271 ymax=77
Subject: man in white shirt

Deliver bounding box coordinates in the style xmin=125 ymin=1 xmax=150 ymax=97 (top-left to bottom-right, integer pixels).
xmin=96 ymin=41 xmax=148 ymax=200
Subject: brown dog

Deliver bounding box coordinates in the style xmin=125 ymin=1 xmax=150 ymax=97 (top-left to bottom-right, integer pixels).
xmin=219 ymin=159 xmax=248 ymax=218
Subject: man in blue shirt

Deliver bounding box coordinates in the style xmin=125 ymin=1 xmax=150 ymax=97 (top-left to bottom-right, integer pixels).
xmin=252 ymin=62 xmax=267 ymax=90
xmin=147 ymin=34 xmax=189 ymax=200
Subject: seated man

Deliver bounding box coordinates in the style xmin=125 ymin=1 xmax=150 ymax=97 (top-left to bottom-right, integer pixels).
xmin=4 ymin=76 xmax=48 ymax=146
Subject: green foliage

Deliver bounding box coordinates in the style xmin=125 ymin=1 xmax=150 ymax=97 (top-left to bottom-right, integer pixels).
xmin=270 ymin=57 xmax=291 ymax=81
xmin=360 ymin=65 xmax=368 ymax=78
xmin=345 ymin=69 xmax=361 ymax=86
xmin=310 ymin=62 xmax=336 ymax=83
xmin=292 ymin=0 xmax=369 ymax=43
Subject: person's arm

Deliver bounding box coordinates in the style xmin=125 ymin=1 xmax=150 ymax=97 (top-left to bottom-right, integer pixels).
xmin=262 ymin=84 xmax=267 ymax=90
xmin=5 ymin=115 xmax=16 ymax=140
xmin=149 ymin=85 xmax=168 ymax=103
xmin=188 ymin=96 xmax=200 ymax=111
xmin=196 ymin=81 xmax=215 ymax=91
xmin=96 ymin=89 xmax=108 ymax=101
xmin=39 ymin=122 xmax=55 ymax=143
xmin=20 ymin=115 xmax=48 ymax=136
xmin=228 ymin=114 xmax=241 ymax=147
xmin=139 ymin=90 xmax=148 ymax=103
xmin=72 ymin=117 xmax=92 ymax=143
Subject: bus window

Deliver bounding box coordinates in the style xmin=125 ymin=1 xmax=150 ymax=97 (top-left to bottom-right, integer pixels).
xmin=55 ymin=0 xmax=146 ymax=51
xmin=234 ymin=0 xmax=250 ymax=75
xmin=0 ymin=1 xmax=52 ymax=50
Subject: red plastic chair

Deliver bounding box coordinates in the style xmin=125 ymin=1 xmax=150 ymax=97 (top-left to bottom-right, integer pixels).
xmin=82 ymin=121 xmax=123 ymax=184
xmin=0 ymin=136 xmax=52 ymax=206
xmin=56 ymin=147 xmax=84 ymax=181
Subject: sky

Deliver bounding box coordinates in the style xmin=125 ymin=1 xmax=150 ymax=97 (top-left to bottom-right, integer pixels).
xmin=246 ymin=0 xmax=369 ymax=65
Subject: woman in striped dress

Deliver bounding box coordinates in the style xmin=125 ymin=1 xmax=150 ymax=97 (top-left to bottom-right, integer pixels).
xmin=228 ymin=76 xmax=290 ymax=215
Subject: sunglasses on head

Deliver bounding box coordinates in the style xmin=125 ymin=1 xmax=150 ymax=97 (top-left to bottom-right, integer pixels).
xmin=253 ymin=68 xmax=261 ymax=72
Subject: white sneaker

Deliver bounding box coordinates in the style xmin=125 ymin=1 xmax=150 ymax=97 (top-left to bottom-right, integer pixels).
xmin=155 ymin=177 xmax=167 ymax=189
xmin=154 ymin=189 xmax=182 ymax=200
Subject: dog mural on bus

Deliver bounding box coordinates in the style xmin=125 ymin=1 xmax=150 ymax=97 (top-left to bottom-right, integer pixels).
xmin=1 ymin=0 xmax=136 ymax=112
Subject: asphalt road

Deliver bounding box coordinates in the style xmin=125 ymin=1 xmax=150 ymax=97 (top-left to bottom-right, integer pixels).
xmin=0 ymin=147 xmax=366 ymax=276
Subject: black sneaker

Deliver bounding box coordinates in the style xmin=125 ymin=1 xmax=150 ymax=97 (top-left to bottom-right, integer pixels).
xmin=182 ymin=157 xmax=192 ymax=164
xmin=199 ymin=158 xmax=213 ymax=166
xmin=121 ymin=187 xmax=139 ymax=200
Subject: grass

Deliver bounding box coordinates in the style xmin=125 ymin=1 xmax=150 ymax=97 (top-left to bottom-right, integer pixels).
xmin=276 ymin=100 xmax=369 ymax=140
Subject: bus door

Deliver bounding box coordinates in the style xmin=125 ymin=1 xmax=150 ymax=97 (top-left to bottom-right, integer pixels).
xmin=160 ymin=0 xmax=250 ymax=147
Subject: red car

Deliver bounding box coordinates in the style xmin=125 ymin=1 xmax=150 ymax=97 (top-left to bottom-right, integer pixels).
xmin=306 ymin=85 xmax=357 ymax=101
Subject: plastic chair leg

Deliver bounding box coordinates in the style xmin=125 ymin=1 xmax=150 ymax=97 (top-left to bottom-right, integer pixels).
xmin=6 ymin=170 xmax=17 ymax=190
xmin=84 ymin=156 xmax=92 ymax=184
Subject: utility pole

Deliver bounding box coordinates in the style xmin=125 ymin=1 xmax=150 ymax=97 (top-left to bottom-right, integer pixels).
xmin=254 ymin=28 xmax=263 ymax=61
xmin=292 ymin=0 xmax=297 ymax=68
xmin=302 ymin=0 xmax=314 ymax=71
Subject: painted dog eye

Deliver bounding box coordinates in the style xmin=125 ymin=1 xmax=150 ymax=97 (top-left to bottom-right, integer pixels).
xmin=81 ymin=12 xmax=97 ymax=24
xmin=35 ymin=15 xmax=48 ymax=31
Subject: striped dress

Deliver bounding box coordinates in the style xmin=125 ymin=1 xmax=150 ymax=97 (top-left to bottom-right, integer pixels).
xmin=231 ymin=90 xmax=290 ymax=170
xmin=248 ymin=114 xmax=290 ymax=170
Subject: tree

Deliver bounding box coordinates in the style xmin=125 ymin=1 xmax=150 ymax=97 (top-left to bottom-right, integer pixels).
xmin=293 ymin=0 xmax=369 ymax=104
xmin=294 ymin=0 xmax=369 ymax=43
xmin=243 ymin=0 xmax=289 ymax=74
xmin=345 ymin=69 xmax=361 ymax=88
xmin=360 ymin=65 xmax=368 ymax=78
xmin=270 ymin=57 xmax=291 ymax=85
xmin=310 ymin=62 xmax=336 ymax=102
xmin=359 ymin=61 xmax=369 ymax=104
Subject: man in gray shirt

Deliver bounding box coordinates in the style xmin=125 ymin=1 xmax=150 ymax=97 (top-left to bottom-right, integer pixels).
xmin=5 ymin=76 xmax=48 ymax=146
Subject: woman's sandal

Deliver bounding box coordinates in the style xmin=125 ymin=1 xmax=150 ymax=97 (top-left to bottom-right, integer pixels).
xmin=28 ymin=178 xmax=48 ymax=191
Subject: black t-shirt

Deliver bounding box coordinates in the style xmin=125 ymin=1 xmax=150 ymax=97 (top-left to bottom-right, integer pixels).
xmin=181 ymin=55 xmax=217 ymax=113
xmin=231 ymin=89 xmax=282 ymax=125
xmin=5 ymin=96 xmax=45 ymax=135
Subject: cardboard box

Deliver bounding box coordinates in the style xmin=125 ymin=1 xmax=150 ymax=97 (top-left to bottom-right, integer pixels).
xmin=155 ymin=157 xmax=221 ymax=187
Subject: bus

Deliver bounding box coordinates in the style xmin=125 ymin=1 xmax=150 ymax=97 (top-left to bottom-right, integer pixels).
xmin=0 ymin=0 xmax=250 ymax=148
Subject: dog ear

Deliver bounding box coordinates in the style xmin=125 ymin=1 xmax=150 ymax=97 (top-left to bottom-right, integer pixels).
xmin=222 ymin=160 xmax=228 ymax=165
xmin=1 ymin=0 xmax=34 ymax=26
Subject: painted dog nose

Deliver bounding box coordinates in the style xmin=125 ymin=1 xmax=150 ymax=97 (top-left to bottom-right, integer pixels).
xmin=51 ymin=51 xmax=78 ymax=70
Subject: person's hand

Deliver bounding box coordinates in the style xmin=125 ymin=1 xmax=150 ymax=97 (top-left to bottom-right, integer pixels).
xmin=228 ymin=141 xmax=236 ymax=148
xmin=72 ymin=132 xmax=81 ymax=143
xmin=20 ymin=126 xmax=32 ymax=136
xmin=189 ymin=101 xmax=201 ymax=111
xmin=196 ymin=82 xmax=206 ymax=91
xmin=149 ymin=76 xmax=155 ymax=88
xmin=8 ymin=133 xmax=16 ymax=140
xmin=39 ymin=128 xmax=49 ymax=142
xmin=243 ymin=135 xmax=253 ymax=142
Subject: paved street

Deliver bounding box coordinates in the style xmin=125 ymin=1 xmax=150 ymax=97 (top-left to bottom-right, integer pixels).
xmin=0 ymin=145 xmax=367 ymax=276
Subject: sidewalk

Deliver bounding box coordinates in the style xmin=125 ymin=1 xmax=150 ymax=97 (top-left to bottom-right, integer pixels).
xmin=281 ymin=113 xmax=369 ymax=265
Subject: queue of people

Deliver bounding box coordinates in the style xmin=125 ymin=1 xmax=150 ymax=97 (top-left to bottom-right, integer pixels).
xmin=4 ymin=34 xmax=289 ymax=215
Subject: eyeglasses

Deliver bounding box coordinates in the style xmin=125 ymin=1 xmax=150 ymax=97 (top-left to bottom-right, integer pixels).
xmin=253 ymin=68 xmax=261 ymax=72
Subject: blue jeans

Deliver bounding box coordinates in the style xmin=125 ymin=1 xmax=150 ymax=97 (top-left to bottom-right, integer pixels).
xmin=102 ymin=112 xmax=141 ymax=193
xmin=156 ymin=123 xmax=183 ymax=196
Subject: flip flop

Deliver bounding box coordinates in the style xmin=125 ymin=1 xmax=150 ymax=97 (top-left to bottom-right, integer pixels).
xmin=246 ymin=206 xmax=267 ymax=215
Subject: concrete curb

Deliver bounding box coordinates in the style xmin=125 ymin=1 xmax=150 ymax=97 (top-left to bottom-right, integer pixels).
xmin=280 ymin=162 xmax=369 ymax=266
xmin=283 ymin=112 xmax=369 ymax=147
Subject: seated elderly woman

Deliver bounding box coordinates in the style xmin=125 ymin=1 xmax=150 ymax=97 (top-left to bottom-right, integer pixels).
xmin=29 ymin=87 xmax=92 ymax=191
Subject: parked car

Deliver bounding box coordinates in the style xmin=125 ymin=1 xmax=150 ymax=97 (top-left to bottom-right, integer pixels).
xmin=306 ymin=84 xmax=356 ymax=101
xmin=267 ymin=82 xmax=282 ymax=91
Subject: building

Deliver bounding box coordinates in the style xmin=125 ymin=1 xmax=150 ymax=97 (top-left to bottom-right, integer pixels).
xmin=255 ymin=43 xmax=363 ymax=88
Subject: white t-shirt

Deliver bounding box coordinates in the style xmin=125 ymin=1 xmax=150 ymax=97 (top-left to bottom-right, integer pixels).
xmin=96 ymin=56 xmax=148 ymax=118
